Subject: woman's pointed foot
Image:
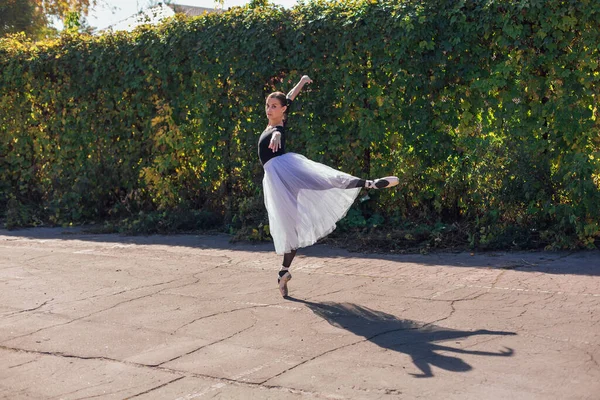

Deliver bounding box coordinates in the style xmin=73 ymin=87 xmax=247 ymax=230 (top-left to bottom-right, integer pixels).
xmin=278 ymin=270 xmax=292 ymax=297
xmin=365 ymin=176 xmax=399 ymax=189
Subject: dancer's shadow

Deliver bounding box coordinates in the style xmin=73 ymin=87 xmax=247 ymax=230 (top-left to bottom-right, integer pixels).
xmin=286 ymin=298 xmax=516 ymax=378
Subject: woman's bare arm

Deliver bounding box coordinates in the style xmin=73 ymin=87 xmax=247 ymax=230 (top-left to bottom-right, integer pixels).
xmin=287 ymin=75 xmax=313 ymax=101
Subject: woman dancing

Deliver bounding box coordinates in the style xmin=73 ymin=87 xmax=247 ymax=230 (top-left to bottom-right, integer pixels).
xmin=259 ymin=75 xmax=398 ymax=297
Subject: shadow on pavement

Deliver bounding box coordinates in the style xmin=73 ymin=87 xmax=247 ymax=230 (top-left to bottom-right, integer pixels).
xmin=1 ymin=227 xmax=599 ymax=276
xmin=286 ymin=298 xmax=516 ymax=378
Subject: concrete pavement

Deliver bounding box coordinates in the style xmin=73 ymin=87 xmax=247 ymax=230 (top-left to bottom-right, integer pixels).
xmin=1 ymin=228 xmax=599 ymax=399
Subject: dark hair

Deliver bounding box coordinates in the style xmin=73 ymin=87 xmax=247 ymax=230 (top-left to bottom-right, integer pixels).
xmin=267 ymin=91 xmax=290 ymax=125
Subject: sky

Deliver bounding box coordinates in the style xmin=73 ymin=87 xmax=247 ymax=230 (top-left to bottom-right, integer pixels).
xmin=86 ymin=0 xmax=298 ymax=30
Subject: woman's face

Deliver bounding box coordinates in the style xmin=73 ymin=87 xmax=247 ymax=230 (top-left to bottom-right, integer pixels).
xmin=265 ymin=97 xmax=286 ymax=121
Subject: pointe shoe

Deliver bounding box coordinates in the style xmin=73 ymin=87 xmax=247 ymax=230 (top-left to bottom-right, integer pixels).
xmin=365 ymin=176 xmax=399 ymax=189
xmin=278 ymin=271 xmax=292 ymax=297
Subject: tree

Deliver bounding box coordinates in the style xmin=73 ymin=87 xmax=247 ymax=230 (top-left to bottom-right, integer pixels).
xmin=36 ymin=0 xmax=99 ymax=22
xmin=1 ymin=0 xmax=100 ymax=38
xmin=0 ymin=0 xmax=48 ymax=37
xmin=248 ymin=0 xmax=270 ymax=8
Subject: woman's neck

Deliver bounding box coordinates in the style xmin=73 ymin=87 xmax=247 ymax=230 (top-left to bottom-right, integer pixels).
xmin=268 ymin=118 xmax=284 ymax=127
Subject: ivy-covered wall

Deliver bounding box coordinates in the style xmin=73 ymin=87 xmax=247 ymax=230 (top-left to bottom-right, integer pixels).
xmin=1 ymin=0 xmax=599 ymax=249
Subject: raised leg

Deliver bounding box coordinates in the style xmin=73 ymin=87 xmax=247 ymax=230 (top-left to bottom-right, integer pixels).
xmin=346 ymin=177 xmax=399 ymax=189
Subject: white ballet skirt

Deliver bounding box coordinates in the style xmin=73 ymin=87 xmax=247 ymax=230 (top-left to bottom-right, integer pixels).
xmin=262 ymin=152 xmax=362 ymax=255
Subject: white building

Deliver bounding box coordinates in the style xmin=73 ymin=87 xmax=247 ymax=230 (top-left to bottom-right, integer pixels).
xmin=105 ymin=2 xmax=215 ymax=32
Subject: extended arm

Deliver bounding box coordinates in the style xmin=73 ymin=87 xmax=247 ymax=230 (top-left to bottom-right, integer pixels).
xmin=268 ymin=75 xmax=313 ymax=153
xmin=286 ymin=75 xmax=313 ymax=101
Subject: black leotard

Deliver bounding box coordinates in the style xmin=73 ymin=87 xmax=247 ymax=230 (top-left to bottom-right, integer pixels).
xmin=258 ymin=98 xmax=293 ymax=165
xmin=258 ymin=125 xmax=286 ymax=165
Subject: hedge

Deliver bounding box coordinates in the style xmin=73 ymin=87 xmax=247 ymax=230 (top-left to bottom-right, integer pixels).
xmin=1 ymin=0 xmax=599 ymax=249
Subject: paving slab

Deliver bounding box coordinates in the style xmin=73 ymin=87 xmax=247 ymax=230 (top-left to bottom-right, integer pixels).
xmin=0 ymin=228 xmax=599 ymax=399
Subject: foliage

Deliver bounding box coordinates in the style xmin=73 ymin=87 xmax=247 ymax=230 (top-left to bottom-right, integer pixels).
xmin=93 ymin=209 xmax=221 ymax=235
xmin=1 ymin=0 xmax=98 ymax=39
xmin=63 ymin=11 xmax=81 ymax=31
xmin=37 ymin=0 xmax=98 ymax=21
xmin=0 ymin=0 xmax=50 ymax=38
xmin=1 ymin=0 xmax=599 ymax=250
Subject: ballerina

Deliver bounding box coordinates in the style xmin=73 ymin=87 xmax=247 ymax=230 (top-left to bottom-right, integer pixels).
xmin=258 ymin=75 xmax=398 ymax=297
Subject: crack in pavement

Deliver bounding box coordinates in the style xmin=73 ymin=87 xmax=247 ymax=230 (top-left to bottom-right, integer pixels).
xmin=491 ymin=269 xmax=507 ymax=288
xmin=159 ymin=318 xmax=258 ymax=366
xmin=49 ymin=381 xmax=114 ymax=400
xmin=260 ymin=323 xmax=422 ymax=386
xmin=452 ymin=334 xmax=512 ymax=350
xmin=72 ymin=385 xmax=137 ymax=400
xmin=7 ymin=357 xmax=39 ymax=369
xmin=453 ymin=283 xmax=600 ymax=298
xmin=170 ymin=304 xmax=269 ymax=334
xmin=83 ymin=278 xmax=185 ymax=302
xmin=305 ymin=281 xmax=372 ymax=300
xmin=3 ymin=298 xmax=54 ymax=317
xmin=127 ymin=376 xmax=186 ymax=399
xmin=0 ymin=279 xmax=192 ymax=344
xmin=422 ymin=291 xmax=489 ymax=328
xmin=0 ymin=344 xmax=133 ymax=364
xmin=0 ymin=344 xmax=344 ymax=400
xmin=519 ymin=331 xmax=599 ymax=347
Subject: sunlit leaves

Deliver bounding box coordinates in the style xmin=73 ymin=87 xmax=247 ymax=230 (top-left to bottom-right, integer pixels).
xmin=37 ymin=0 xmax=97 ymax=21
xmin=1 ymin=0 xmax=599 ymax=248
